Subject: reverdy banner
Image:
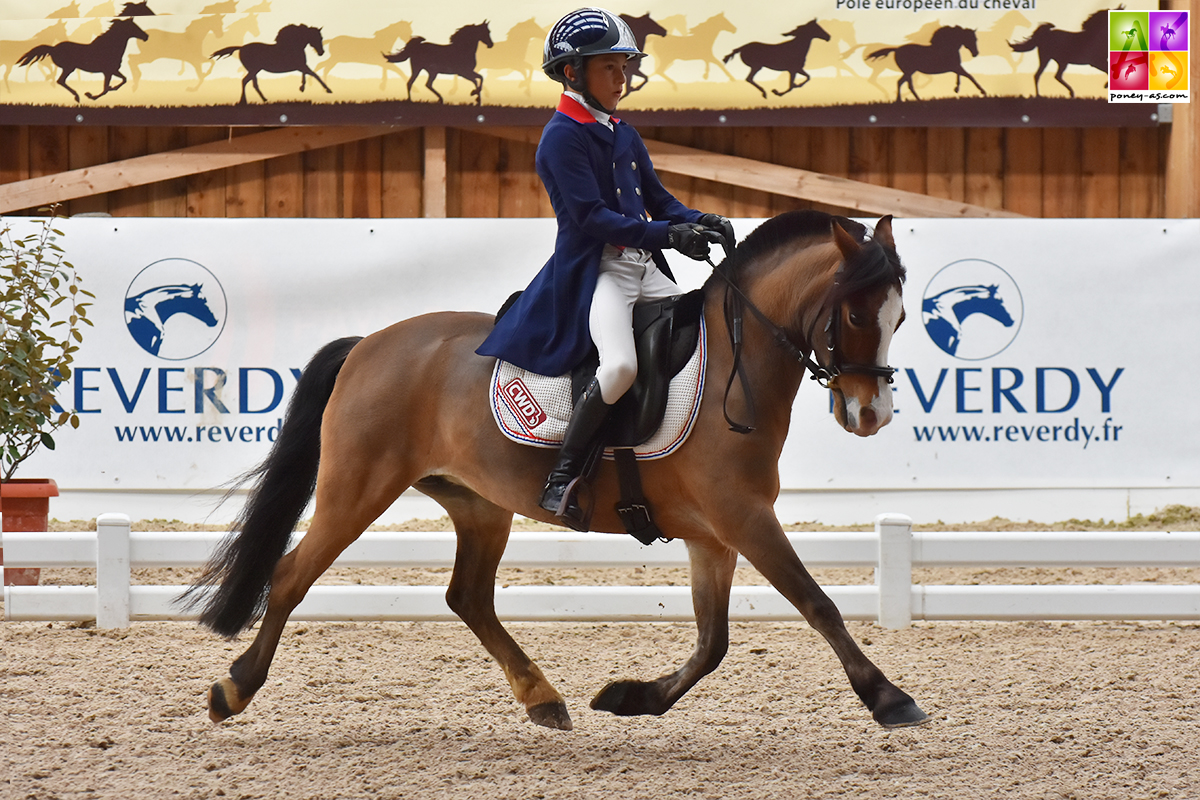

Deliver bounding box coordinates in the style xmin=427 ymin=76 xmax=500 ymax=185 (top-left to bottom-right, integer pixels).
xmin=14 ymin=215 xmax=1199 ymax=496
xmin=0 ymin=0 xmax=1154 ymax=126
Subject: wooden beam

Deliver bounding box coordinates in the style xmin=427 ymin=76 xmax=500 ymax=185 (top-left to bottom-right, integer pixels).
xmin=423 ymin=126 xmax=447 ymax=218
xmin=0 ymin=125 xmax=400 ymax=215
xmin=478 ymin=126 xmax=1021 ymax=218
xmin=1164 ymin=0 xmax=1199 ymax=218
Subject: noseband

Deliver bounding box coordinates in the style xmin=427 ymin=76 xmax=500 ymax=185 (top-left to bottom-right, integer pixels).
xmin=706 ymin=237 xmax=896 ymax=434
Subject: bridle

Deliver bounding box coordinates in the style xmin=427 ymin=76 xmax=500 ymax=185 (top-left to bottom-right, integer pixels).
xmin=705 ymin=235 xmax=896 ymax=435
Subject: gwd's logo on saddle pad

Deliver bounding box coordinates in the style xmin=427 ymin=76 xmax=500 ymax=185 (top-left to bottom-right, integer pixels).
xmin=501 ymin=378 xmax=548 ymax=430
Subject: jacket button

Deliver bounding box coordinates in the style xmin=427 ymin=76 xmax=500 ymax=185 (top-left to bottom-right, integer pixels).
xmin=616 ymin=188 xmax=622 ymax=197
xmin=632 ymin=161 xmax=638 ymax=170
xmin=635 ymin=187 xmax=641 ymax=195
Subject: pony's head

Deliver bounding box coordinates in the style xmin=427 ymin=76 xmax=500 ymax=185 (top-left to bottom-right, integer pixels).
xmin=118 ymin=1 xmax=155 ymax=15
xmin=713 ymin=211 xmax=905 ymax=438
xmin=786 ymin=19 xmax=831 ymax=42
xmin=700 ymin=13 xmax=737 ymax=36
xmin=279 ymin=23 xmax=323 ymax=54
xmin=112 ymin=16 xmax=150 ymax=41
xmin=507 ymin=17 xmax=545 ymax=41
xmin=933 ymin=25 xmax=977 ymax=56
xmin=620 ymin=13 xmax=666 ymax=41
xmin=452 ymin=21 xmax=492 ymax=48
xmin=820 ymin=217 xmax=905 ymax=436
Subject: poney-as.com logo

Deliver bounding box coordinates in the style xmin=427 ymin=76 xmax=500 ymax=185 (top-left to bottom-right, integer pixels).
xmin=922 ymin=259 xmax=1023 ymax=360
xmin=124 ymin=258 xmax=227 ymax=360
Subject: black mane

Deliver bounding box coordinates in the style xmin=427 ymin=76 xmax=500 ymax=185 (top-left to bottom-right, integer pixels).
xmin=709 ymin=209 xmax=904 ymax=302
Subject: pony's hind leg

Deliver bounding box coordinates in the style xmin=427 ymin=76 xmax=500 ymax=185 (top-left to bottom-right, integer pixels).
xmin=591 ymin=537 xmax=738 ymax=717
xmin=209 ymin=464 xmax=414 ymax=722
xmin=419 ymin=478 xmax=573 ymax=730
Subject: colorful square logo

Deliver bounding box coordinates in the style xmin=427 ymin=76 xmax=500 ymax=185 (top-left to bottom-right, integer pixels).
xmin=1110 ymin=9 xmax=1190 ymax=103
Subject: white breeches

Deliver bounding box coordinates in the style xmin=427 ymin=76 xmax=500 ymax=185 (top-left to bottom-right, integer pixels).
xmin=589 ymin=245 xmax=682 ymax=404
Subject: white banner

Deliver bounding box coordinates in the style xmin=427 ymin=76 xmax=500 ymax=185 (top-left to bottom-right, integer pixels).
xmin=12 ymin=217 xmax=1199 ymax=504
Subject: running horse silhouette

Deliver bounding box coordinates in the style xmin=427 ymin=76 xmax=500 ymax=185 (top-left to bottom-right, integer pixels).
xmin=869 ymin=25 xmax=985 ymax=102
xmin=128 ymin=13 xmax=224 ymax=92
xmin=1 ymin=19 xmax=68 ymax=91
xmin=181 ymin=211 xmax=929 ymax=732
xmin=847 ymin=19 xmax=942 ymax=100
xmin=476 ymin=18 xmax=546 ymax=96
xmin=124 ymin=284 xmax=218 ymax=357
xmin=1008 ymin=8 xmax=1109 ymax=98
xmin=385 ymin=21 xmax=493 ymax=106
xmin=645 ymin=13 xmax=738 ymax=90
xmin=921 ymin=284 xmax=1013 ymax=357
xmin=314 ymin=19 xmax=412 ymax=91
xmin=724 ymin=19 xmax=831 ymax=98
xmin=211 ymin=23 xmax=330 ymax=105
xmin=15 ymin=17 xmax=149 ymax=102
xmin=619 ymin=12 xmax=667 ymax=96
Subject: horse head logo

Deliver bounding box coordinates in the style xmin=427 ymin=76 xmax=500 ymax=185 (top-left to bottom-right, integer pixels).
xmin=922 ymin=260 xmax=1023 ymax=360
xmin=124 ymin=260 xmax=227 ymax=360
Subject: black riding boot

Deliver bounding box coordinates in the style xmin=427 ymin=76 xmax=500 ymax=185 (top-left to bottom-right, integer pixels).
xmin=539 ymin=378 xmax=611 ymax=531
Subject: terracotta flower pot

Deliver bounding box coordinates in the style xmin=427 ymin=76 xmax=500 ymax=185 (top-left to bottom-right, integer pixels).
xmin=1 ymin=478 xmax=59 ymax=586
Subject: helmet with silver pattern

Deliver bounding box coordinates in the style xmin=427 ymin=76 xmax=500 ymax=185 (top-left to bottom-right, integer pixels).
xmin=542 ymin=7 xmax=645 ymax=86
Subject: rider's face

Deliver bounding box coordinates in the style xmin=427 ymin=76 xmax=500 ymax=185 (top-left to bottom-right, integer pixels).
xmin=567 ymin=53 xmax=627 ymax=110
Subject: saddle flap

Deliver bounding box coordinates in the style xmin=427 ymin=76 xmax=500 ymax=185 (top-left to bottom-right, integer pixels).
xmin=572 ymin=289 xmax=705 ymax=448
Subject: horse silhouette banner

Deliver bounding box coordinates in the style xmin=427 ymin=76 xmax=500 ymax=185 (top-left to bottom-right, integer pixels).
xmin=0 ymin=0 xmax=1154 ymax=126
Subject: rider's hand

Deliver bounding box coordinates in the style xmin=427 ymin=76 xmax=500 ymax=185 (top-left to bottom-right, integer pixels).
xmin=699 ymin=213 xmax=735 ymax=250
xmin=667 ymin=223 xmax=713 ymax=260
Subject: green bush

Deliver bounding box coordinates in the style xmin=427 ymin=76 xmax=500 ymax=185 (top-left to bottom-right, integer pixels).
xmin=0 ymin=209 xmax=93 ymax=481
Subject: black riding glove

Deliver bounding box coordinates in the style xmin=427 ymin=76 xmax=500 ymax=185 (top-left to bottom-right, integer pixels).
xmin=667 ymin=223 xmax=712 ymax=260
xmin=699 ymin=213 xmax=736 ymax=250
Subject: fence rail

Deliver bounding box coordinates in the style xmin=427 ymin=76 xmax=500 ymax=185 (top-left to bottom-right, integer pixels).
xmin=4 ymin=513 xmax=1198 ymax=628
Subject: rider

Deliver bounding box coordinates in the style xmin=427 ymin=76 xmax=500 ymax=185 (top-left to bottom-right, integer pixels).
xmin=476 ymin=7 xmax=734 ymax=531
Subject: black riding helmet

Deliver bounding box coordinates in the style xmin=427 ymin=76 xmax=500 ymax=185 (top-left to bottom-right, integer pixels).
xmin=542 ymin=7 xmax=645 ymax=115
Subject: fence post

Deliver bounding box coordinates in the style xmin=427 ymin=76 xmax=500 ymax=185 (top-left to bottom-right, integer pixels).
xmin=875 ymin=513 xmax=913 ymax=629
xmin=96 ymin=513 xmax=131 ymax=628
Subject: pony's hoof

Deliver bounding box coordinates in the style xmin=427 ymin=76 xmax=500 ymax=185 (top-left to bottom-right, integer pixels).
xmin=527 ymin=702 xmax=573 ymax=730
xmin=590 ymin=680 xmax=666 ymax=716
xmin=207 ymin=677 xmax=250 ymax=723
xmin=874 ymin=696 xmax=931 ymax=729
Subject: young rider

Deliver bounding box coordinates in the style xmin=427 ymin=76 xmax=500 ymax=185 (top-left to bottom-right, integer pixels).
xmin=476 ymin=7 xmax=735 ymax=530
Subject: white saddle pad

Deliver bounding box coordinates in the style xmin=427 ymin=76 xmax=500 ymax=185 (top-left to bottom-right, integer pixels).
xmin=489 ymin=318 xmax=706 ymax=460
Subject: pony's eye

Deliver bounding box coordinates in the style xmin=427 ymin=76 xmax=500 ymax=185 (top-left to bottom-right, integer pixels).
xmin=848 ymin=311 xmax=865 ymax=327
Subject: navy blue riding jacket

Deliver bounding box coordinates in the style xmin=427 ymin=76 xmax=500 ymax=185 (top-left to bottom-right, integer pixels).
xmin=475 ymin=94 xmax=702 ymax=377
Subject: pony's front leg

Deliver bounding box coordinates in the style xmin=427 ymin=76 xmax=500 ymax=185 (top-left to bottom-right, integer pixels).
xmin=591 ymin=538 xmax=738 ymax=716
xmin=434 ymin=484 xmax=572 ymax=730
xmin=730 ymin=511 xmax=928 ymax=728
xmin=303 ymin=67 xmax=332 ymax=94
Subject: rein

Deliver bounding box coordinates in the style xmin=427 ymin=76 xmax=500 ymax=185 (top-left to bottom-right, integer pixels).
xmin=705 ymin=235 xmax=896 ymax=435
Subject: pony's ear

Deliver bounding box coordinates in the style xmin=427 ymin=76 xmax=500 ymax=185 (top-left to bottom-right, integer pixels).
xmin=873 ymin=215 xmax=895 ymax=250
xmin=831 ymin=219 xmax=861 ymax=260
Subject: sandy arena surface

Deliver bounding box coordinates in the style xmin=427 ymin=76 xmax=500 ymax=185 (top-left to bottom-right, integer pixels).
xmin=3 ymin=510 xmax=1198 ymax=799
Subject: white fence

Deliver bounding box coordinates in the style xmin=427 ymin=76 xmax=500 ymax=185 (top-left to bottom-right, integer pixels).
xmin=3 ymin=513 xmax=1199 ymax=629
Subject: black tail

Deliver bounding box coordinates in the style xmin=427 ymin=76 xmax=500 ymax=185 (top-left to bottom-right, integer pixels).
xmin=1009 ymin=24 xmax=1052 ymax=52
xmin=16 ymin=45 xmax=53 ymax=67
xmin=867 ymin=46 xmax=897 ymax=61
xmin=180 ymin=336 xmax=362 ymax=638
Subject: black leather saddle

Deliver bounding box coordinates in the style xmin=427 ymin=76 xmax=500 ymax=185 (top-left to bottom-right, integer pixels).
xmin=570 ymin=288 xmax=705 ymax=447
xmin=493 ymin=288 xmax=706 ymax=544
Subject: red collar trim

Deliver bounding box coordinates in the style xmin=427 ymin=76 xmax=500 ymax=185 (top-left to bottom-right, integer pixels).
xmin=556 ymin=94 xmax=620 ymax=125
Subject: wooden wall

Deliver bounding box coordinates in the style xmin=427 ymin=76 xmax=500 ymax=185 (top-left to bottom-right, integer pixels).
xmin=0 ymin=124 xmax=1169 ymax=219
